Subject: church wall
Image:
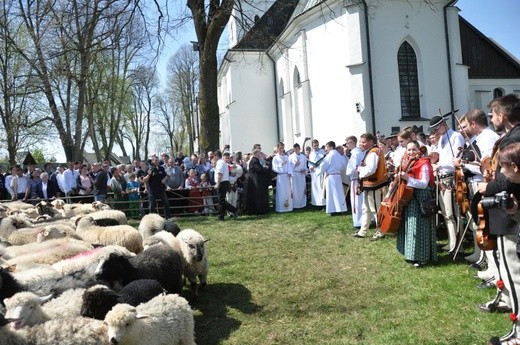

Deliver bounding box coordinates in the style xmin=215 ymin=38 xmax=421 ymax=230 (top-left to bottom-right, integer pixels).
xmin=368 ymin=0 xmax=454 ymax=135
xmin=218 ymin=51 xmax=279 ymax=153
xmin=271 ymin=0 xmax=370 ymax=147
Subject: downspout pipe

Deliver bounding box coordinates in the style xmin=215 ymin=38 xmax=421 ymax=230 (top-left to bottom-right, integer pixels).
xmin=361 ymin=1 xmax=377 ymax=135
xmin=267 ymin=51 xmax=282 ymax=142
xmin=444 ymin=0 xmax=458 ymax=128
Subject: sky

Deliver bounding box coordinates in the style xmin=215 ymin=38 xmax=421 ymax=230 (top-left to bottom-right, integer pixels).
xmin=456 ymin=0 xmax=520 ymax=60
xmin=50 ymin=0 xmax=520 ymax=162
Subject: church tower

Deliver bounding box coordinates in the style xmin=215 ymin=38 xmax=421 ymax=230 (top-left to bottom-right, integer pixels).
xmin=228 ymin=0 xmax=277 ymax=48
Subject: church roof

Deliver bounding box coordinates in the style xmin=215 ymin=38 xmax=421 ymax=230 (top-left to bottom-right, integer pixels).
xmin=233 ymin=0 xmax=300 ymax=50
xmin=459 ymin=16 xmax=520 ymax=79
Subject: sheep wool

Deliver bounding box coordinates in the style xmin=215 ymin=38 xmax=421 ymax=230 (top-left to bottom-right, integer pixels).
xmin=14 ymin=316 xmax=109 ymax=345
xmin=138 ymin=214 xmax=180 ymax=240
xmin=177 ymin=228 xmax=209 ymax=297
xmin=76 ymin=216 xmax=143 ymax=254
xmin=104 ymin=293 xmax=195 ymax=345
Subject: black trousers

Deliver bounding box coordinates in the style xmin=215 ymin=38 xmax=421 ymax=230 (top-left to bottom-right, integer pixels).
xmin=217 ymin=181 xmax=236 ymax=219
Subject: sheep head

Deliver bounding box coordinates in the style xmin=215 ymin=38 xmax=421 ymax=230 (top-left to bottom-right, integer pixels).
xmin=105 ymin=304 xmax=148 ymax=345
xmin=4 ymin=292 xmax=52 ymax=329
xmin=81 ymin=285 xmax=124 ymax=320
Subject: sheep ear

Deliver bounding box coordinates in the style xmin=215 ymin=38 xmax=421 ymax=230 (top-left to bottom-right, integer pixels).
xmin=135 ymin=314 xmax=150 ymax=319
xmin=39 ymin=294 xmax=53 ymax=304
xmin=7 ymin=264 xmax=16 ymax=272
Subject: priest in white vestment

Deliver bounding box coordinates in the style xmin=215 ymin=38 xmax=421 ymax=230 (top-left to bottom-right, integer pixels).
xmin=345 ymin=136 xmax=365 ymax=227
xmin=272 ymin=142 xmax=293 ymax=213
xmin=289 ymin=143 xmax=308 ymax=209
xmin=320 ymin=141 xmax=348 ymax=215
xmin=308 ymin=139 xmax=326 ymax=207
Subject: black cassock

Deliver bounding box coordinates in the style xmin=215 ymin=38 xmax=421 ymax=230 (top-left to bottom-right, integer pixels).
xmin=246 ymin=156 xmax=271 ymax=215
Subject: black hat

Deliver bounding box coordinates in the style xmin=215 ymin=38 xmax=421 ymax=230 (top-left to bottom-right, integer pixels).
xmin=429 ymin=115 xmax=447 ymax=133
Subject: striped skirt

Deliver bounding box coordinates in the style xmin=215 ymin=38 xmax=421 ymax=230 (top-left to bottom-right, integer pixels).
xmin=396 ymin=188 xmax=437 ymax=263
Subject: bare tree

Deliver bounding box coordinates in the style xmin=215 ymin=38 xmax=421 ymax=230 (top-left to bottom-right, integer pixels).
xmin=0 ymin=1 xmax=52 ymax=165
xmin=7 ymin=0 xmax=152 ymax=161
xmin=127 ymin=65 xmax=158 ymax=160
xmin=156 ymin=93 xmax=187 ymax=154
xmin=167 ymin=44 xmax=198 ymax=154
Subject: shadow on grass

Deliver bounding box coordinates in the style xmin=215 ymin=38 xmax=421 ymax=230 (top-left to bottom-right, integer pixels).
xmin=191 ymin=283 xmax=261 ymax=345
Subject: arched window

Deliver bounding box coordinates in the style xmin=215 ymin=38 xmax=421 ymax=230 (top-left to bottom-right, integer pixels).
xmin=398 ymin=41 xmax=420 ymax=118
xmin=279 ymin=79 xmax=285 ymax=95
xmin=493 ymin=88 xmax=504 ymax=99
xmin=294 ymin=68 xmax=301 ymax=86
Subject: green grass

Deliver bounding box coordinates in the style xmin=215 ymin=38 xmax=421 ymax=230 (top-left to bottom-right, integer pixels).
xmin=168 ymin=209 xmax=509 ymax=345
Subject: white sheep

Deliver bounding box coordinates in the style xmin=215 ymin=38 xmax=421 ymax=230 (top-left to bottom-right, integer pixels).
xmin=12 ymin=316 xmax=109 ymax=345
xmin=4 ymin=289 xmax=85 ymax=327
xmin=0 ymin=237 xmax=85 ymax=260
xmin=143 ymin=230 xmax=181 ymax=252
xmin=104 ymin=293 xmax=195 ymax=345
xmin=53 ymin=200 xmax=111 ymax=218
xmin=36 ymin=224 xmax=81 ymax=242
xmin=3 ymin=239 xmax=94 ymax=266
xmin=7 ymin=226 xmax=46 ymax=245
xmin=177 ymin=228 xmax=209 ymax=298
xmin=138 ymin=213 xmax=180 ymax=240
xmin=76 ymin=215 xmax=143 ymax=254
xmin=86 ymin=209 xmax=128 ymax=226
xmin=0 ymin=215 xmax=34 ymax=240
xmin=52 ymin=245 xmax=134 ymax=277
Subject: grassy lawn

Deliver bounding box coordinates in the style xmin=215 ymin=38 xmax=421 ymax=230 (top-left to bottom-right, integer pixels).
xmin=170 ymin=209 xmax=509 ymax=345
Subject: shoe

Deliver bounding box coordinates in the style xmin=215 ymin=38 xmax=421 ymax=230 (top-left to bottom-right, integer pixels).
xmin=232 ymin=211 xmax=239 ymax=219
xmin=478 ymin=302 xmax=512 ymax=313
xmin=353 ymin=232 xmax=365 ymax=238
xmin=465 ymin=252 xmax=481 ymax=263
xmin=370 ymin=231 xmax=385 ymax=241
xmin=477 ymin=281 xmax=496 ymax=289
xmin=217 ymin=216 xmax=225 ymax=221
xmin=470 ymin=262 xmax=487 ymax=270
xmin=413 ymin=262 xmax=427 ymax=268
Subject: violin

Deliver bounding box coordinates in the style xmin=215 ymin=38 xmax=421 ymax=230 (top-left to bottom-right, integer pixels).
xmin=377 ymin=147 xmax=425 ymax=234
xmin=473 ymin=157 xmax=496 ymax=250
xmin=454 ymin=147 xmax=469 ymax=214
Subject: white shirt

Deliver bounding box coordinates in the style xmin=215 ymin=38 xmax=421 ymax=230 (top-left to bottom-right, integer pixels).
xmin=289 ymin=152 xmax=308 ymax=175
xmin=436 ymin=129 xmax=464 ymax=174
xmin=272 ymin=153 xmax=292 ymax=175
xmin=320 ymin=149 xmax=347 ymax=176
xmin=407 ymin=164 xmax=432 ymax=189
xmin=347 ymin=147 xmax=364 ymax=180
xmin=216 ymin=159 xmax=229 ymax=182
xmin=358 ymin=149 xmax=379 ymax=179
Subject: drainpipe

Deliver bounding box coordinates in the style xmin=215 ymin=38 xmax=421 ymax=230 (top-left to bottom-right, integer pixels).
xmin=361 ymin=1 xmax=376 ymax=134
xmin=267 ymin=51 xmax=282 ymax=142
xmin=444 ymin=0 xmax=458 ymax=128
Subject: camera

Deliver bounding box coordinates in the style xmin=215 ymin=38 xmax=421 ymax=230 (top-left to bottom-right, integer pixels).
xmin=148 ymin=166 xmax=159 ymax=176
xmin=480 ymin=191 xmax=515 ymax=210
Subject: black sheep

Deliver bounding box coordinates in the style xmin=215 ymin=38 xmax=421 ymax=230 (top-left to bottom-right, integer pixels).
xmin=93 ymin=244 xmax=183 ymax=294
xmin=80 ymin=279 xmax=165 ymax=320
xmin=0 ymin=267 xmax=24 ymax=305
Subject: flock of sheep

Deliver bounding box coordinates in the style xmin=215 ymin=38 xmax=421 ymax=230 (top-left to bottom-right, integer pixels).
xmin=0 ymin=199 xmax=209 ymax=344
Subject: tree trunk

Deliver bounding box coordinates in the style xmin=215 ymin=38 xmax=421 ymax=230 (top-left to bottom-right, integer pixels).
xmin=198 ymin=52 xmax=220 ymax=154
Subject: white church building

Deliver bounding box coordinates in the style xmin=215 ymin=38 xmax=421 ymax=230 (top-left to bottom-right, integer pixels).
xmin=217 ymin=0 xmax=520 ymax=153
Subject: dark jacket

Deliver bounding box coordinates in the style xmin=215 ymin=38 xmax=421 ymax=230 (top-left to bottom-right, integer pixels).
xmin=485 ymin=123 xmax=520 ymax=235
xmin=37 ymin=179 xmax=57 ymax=200
xmin=93 ymin=171 xmax=108 ymax=196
